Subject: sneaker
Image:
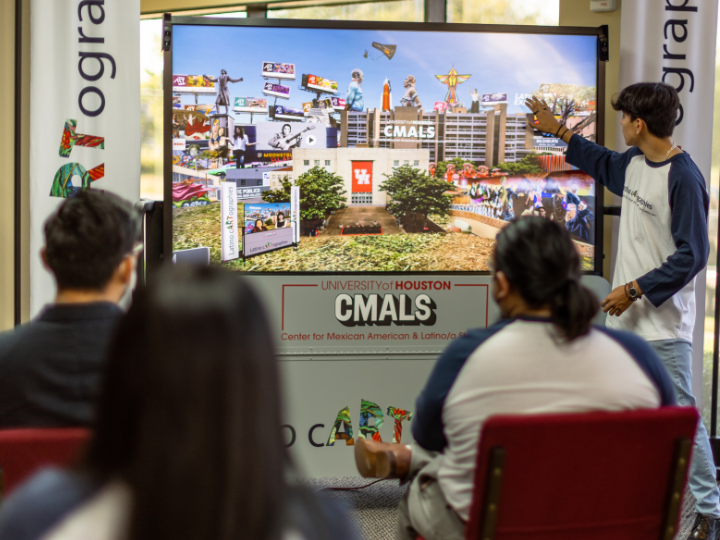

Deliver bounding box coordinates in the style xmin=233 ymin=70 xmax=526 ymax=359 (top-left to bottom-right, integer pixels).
xmin=354 ymin=438 xmax=411 ymax=479
xmin=687 ymin=513 xmax=718 ymax=540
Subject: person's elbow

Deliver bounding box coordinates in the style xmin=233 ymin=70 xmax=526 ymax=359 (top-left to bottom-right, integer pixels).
xmin=689 ymin=250 xmax=708 ymax=279
xmin=682 ymin=236 xmax=710 ymax=278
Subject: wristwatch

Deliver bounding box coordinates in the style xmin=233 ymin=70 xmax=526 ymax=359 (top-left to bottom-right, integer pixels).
xmin=626 ymin=282 xmax=641 ymax=302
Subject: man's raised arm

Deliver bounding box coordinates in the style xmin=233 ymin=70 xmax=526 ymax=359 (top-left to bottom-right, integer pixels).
xmin=524 ymin=96 xmax=637 ymax=197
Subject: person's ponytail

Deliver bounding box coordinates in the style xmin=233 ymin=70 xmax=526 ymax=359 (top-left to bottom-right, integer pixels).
xmin=549 ymin=279 xmax=599 ymax=341
xmin=494 ymin=216 xmax=599 ymax=342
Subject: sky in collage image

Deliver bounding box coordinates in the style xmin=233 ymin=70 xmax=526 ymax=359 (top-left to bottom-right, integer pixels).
xmin=172 ymin=24 xmax=597 ymax=114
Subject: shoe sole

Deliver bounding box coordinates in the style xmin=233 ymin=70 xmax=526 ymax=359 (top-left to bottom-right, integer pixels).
xmin=354 ymin=438 xmax=393 ymax=478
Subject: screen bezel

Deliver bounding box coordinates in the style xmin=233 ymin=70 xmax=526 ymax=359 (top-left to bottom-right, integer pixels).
xmin=163 ymin=15 xmax=607 ymax=276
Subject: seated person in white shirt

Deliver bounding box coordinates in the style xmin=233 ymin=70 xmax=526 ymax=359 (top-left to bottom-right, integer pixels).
xmin=355 ymin=216 xmax=675 ymax=540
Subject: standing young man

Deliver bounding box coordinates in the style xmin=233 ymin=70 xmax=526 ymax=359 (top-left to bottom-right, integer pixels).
xmin=526 ymin=82 xmax=715 ymax=540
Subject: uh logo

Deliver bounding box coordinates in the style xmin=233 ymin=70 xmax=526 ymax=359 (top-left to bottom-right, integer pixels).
xmin=354 ymin=169 xmax=370 ymax=185
xmin=284 ymin=399 xmax=413 ymax=448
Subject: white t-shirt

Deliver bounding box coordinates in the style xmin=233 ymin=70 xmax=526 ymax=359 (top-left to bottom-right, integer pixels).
xmin=566 ymin=136 xmax=709 ymax=342
xmin=413 ymin=319 xmax=671 ymax=521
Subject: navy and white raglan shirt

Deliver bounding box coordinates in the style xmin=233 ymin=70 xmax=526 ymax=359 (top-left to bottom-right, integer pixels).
xmin=566 ymin=135 xmax=710 ymax=342
xmin=412 ymin=318 xmax=675 ymax=521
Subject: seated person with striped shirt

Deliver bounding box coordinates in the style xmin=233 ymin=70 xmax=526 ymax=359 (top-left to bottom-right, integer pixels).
xmin=355 ymin=217 xmax=675 ymax=540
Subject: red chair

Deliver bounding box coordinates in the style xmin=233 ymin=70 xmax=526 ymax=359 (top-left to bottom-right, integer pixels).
xmin=459 ymin=407 xmax=698 ymax=540
xmin=0 ymin=428 xmax=91 ymax=499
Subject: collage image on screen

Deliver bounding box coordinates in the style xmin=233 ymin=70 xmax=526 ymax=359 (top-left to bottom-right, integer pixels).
xmin=170 ymin=24 xmax=598 ymax=272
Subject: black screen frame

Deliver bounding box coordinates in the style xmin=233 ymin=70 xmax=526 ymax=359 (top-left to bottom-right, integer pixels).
xmin=163 ymin=15 xmax=607 ymax=276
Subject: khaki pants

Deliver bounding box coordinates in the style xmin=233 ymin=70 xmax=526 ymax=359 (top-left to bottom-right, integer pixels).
xmin=396 ymin=447 xmax=466 ymax=540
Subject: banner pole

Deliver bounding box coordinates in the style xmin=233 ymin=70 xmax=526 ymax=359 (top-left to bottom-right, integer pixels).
xmin=162 ymin=13 xmax=174 ymax=266
xmin=13 ymin=0 xmax=22 ymax=326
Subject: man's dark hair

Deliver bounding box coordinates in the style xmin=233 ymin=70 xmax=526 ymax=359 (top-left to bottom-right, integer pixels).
xmin=611 ymin=82 xmax=680 ymax=138
xmin=493 ymin=217 xmax=598 ymax=341
xmin=44 ymin=189 xmax=139 ymax=291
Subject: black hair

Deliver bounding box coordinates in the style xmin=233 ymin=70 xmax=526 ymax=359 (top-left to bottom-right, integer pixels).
xmin=234 ymin=126 xmax=244 ymax=137
xmin=611 ymin=82 xmax=680 ymax=138
xmin=493 ymin=216 xmax=598 ymax=341
xmin=44 ymin=189 xmax=139 ymax=291
xmin=282 ymin=124 xmax=291 ymax=133
xmin=278 ymin=212 xmax=285 ymax=219
xmin=84 ymin=266 xmax=287 ymax=540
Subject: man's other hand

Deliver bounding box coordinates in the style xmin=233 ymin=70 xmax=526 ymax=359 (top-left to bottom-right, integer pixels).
xmin=601 ymin=285 xmax=634 ymax=317
xmin=525 ymin=96 xmax=562 ymax=135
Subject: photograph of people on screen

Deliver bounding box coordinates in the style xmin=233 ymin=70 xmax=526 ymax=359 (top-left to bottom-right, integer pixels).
xmin=170 ymin=24 xmax=598 ymax=272
xmin=454 ymin=173 xmax=595 ymax=245
xmin=244 ymin=203 xmax=293 ymax=235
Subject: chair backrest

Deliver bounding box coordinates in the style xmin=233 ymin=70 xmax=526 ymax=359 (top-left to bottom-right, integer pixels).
xmin=465 ymin=407 xmax=698 ymax=540
xmin=0 ymin=428 xmax=91 ymax=498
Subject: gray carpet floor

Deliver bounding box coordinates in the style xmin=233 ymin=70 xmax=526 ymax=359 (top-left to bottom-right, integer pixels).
xmin=299 ymin=477 xmax=699 ymax=540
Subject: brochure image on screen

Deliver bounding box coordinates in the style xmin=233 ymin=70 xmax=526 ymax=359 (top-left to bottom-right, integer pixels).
xmin=170 ymin=22 xmax=600 ymax=273
xmin=272 ymin=106 xmax=305 ymax=121
xmin=234 ymin=97 xmax=268 ymax=113
xmin=263 ymin=82 xmax=291 ymax=99
xmin=262 ymin=61 xmax=296 ymax=79
xmin=305 ymin=74 xmax=338 ymax=94
xmin=244 ymin=202 xmax=292 ymax=234
xmin=242 ymin=202 xmax=296 ymax=259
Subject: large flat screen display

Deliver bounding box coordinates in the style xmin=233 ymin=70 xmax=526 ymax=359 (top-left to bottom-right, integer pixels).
xmin=168 ymin=20 xmax=602 ymax=273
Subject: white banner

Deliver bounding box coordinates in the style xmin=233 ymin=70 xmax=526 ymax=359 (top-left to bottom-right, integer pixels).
xmin=30 ymin=0 xmax=141 ymax=316
xmin=221 ymin=182 xmax=239 ymax=261
xmin=617 ymin=0 xmax=718 ymax=398
xmin=291 ymin=185 xmax=300 ymax=243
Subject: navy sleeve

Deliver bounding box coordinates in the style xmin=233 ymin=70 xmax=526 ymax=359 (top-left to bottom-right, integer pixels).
xmin=0 ymin=468 xmax=97 ymax=540
xmin=565 ymin=134 xmax=642 ymax=197
xmin=412 ymin=321 xmax=512 ymax=452
xmin=595 ymin=327 xmax=676 ymax=406
xmin=636 ymin=158 xmax=710 ymax=307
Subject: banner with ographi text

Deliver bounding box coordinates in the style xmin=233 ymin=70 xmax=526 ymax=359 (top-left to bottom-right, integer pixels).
xmin=221 ymin=181 xmax=239 ymax=261
xmin=617 ymin=0 xmax=718 ymax=398
xmin=29 ymin=0 xmax=140 ymax=315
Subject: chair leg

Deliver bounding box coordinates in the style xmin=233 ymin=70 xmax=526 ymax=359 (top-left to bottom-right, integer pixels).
xmin=660 ymin=437 xmax=692 ymax=540
xmin=479 ymin=447 xmax=506 ymax=540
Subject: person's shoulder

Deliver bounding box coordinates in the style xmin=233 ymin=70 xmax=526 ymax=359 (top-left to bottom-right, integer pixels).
xmin=669 ymin=152 xmax=706 ymax=185
xmin=0 ymin=320 xmax=43 ymax=367
xmin=591 ymin=325 xmax=675 ymax=405
xmin=591 ymin=326 xmax=659 ymax=362
xmin=463 ymin=321 xmax=512 ymax=342
xmin=0 ymin=326 xmax=22 ymax=357
xmin=440 ymin=320 xmax=513 ymax=358
xmin=592 ymin=324 xmax=646 ymax=346
xmin=0 ymin=468 xmax=97 ymax=540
